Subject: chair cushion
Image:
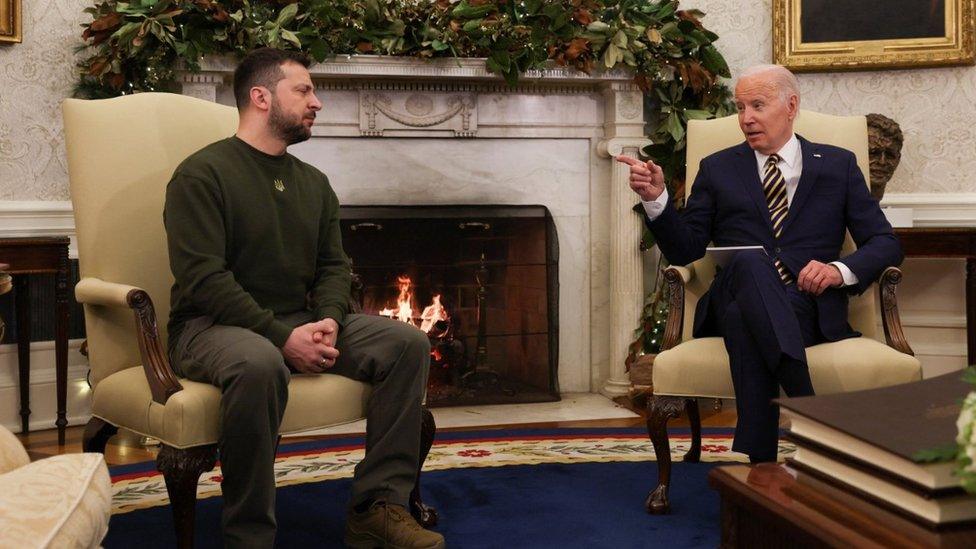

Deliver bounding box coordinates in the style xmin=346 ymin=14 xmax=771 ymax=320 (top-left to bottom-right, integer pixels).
xmin=0 ymin=453 xmax=111 ymax=548
xmin=92 ymin=366 xmax=371 ymax=448
xmin=652 ymin=337 xmax=922 ymax=399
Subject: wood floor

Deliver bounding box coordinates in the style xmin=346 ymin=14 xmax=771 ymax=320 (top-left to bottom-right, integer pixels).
xmin=17 ymin=397 xmax=738 ymax=467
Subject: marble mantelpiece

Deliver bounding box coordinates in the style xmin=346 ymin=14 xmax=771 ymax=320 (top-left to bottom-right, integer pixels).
xmin=180 ymin=55 xmax=649 ymax=396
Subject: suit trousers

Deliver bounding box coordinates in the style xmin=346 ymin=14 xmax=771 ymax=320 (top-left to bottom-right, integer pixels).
xmin=706 ymin=251 xmax=819 ymax=462
xmin=170 ymin=312 xmax=430 ymax=549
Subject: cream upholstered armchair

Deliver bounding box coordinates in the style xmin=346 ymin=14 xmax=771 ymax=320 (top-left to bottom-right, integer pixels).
xmin=0 ymin=424 xmax=111 ymax=547
xmin=63 ymin=93 xmax=437 ymax=547
xmin=641 ymin=111 xmax=922 ymax=514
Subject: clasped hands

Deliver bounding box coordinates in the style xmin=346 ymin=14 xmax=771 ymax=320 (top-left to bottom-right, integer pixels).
xmin=283 ymin=318 xmax=339 ymax=373
xmin=614 ymin=154 xmax=843 ymax=296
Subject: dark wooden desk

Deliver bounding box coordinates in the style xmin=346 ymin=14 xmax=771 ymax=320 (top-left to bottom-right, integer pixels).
xmin=895 ymin=227 xmax=976 ymax=364
xmin=710 ymin=464 xmax=976 ymax=548
xmin=0 ymin=237 xmax=70 ymax=445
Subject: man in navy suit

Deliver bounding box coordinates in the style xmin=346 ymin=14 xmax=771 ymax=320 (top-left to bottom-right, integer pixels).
xmin=617 ymin=65 xmax=902 ymax=462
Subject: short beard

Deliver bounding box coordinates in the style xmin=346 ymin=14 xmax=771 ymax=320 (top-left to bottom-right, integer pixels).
xmin=269 ymin=97 xmax=311 ymax=146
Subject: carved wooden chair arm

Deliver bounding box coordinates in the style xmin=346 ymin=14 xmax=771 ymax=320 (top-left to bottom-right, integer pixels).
xmin=660 ymin=265 xmax=693 ymax=351
xmin=76 ymin=277 xmax=183 ymax=405
xmin=878 ymin=266 xmax=914 ymax=356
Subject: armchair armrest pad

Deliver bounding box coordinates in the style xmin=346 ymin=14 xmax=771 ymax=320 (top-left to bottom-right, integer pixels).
xmin=0 ymin=424 xmax=30 ymax=474
xmin=666 ymin=265 xmax=695 ymax=284
xmin=76 ymin=278 xmax=145 ymax=308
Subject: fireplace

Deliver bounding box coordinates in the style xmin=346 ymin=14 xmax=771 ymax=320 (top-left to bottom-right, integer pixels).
xmin=182 ymin=55 xmax=652 ymax=398
xmin=341 ymin=205 xmax=559 ymax=406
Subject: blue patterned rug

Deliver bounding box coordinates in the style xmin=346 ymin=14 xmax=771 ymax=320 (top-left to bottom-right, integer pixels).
xmin=105 ymin=427 xmax=790 ymax=547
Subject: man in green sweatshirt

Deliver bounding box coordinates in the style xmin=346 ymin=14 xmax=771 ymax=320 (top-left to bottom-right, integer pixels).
xmin=164 ymin=48 xmax=444 ymax=549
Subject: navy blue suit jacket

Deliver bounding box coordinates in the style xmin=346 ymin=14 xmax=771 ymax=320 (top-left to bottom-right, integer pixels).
xmin=646 ymin=136 xmax=903 ymax=342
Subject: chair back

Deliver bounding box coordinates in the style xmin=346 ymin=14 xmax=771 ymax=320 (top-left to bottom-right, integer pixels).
xmin=682 ymin=110 xmax=876 ymax=340
xmin=63 ymin=93 xmax=238 ymax=386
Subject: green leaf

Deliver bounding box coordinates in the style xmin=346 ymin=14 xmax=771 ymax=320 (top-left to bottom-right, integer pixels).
xmin=700 ymin=44 xmax=731 ymax=78
xmin=603 ymin=43 xmax=621 ymax=69
xmin=431 ymin=39 xmax=450 ymax=52
xmin=913 ymin=444 xmax=959 ymax=463
xmin=489 ymin=50 xmax=511 ymax=72
xmin=280 ymin=29 xmax=301 ymax=48
xmin=112 ymin=22 xmax=141 ymax=40
xmin=308 ymin=38 xmax=329 ymax=61
xmin=276 ymin=3 xmax=299 ymax=26
xmin=612 ymin=30 xmax=628 ymax=48
xmin=486 ymin=56 xmax=504 ymax=75
xmin=503 ymin=67 xmax=519 ymax=87
xmin=621 ymin=49 xmax=636 ymax=67
xmin=657 ymin=1 xmax=676 ymax=20
xmin=462 ymin=19 xmax=483 ymax=33
xmin=664 ymin=111 xmax=684 ymax=142
xmin=542 ymin=3 xmax=565 ymax=20
xmin=452 ymin=1 xmax=493 ymax=19
xmin=659 ymin=22 xmax=679 ymax=39
xmin=683 ymin=109 xmax=713 ymax=120
xmin=962 ymin=367 xmax=976 ymax=385
xmin=587 ymin=21 xmax=611 ymax=33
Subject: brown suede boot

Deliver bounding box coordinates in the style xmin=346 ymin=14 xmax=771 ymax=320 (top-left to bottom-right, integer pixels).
xmin=344 ymin=500 xmax=445 ymax=549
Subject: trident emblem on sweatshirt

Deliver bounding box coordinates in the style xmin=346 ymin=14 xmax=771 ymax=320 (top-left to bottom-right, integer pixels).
xmin=273 ymin=179 xmax=285 ymax=192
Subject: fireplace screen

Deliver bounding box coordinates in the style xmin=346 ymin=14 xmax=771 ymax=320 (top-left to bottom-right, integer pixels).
xmin=340 ymin=205 xmax=559 ymax=407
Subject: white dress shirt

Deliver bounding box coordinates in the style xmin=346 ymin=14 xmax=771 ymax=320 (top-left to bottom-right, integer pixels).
xmin=641 ymin=133 xmax=858 ymax=286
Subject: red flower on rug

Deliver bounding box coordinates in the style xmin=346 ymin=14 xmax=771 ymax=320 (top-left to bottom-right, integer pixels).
xmin=701 ymin=444 xmax=729 ymax=452
xmin=212 ymin=475 xmax=224 ymax=483
xmin=457 ymin=449 xmax=492 ymax=457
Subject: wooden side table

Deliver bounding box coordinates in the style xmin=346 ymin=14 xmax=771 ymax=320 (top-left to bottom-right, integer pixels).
xmin=895 ymin=227 xmax=976 ymax=364
xmin=710 ymin=464 xmax=976 ymax=548
xmin=0 ymin=237 xmax=71 ymax=445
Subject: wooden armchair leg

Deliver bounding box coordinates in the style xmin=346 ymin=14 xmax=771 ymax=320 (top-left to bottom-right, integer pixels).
xmin=156 ymin=444 xmax=218 ymax=549
xmin=410 ymin=407 xmax=438 ymax=528
xmin=645 ymin=396 xmax=686 ymax=515
xmin=81 ymin=417 xmax=118 ymax=453
xmin=684 ymin=398 xmax=701 ymax=463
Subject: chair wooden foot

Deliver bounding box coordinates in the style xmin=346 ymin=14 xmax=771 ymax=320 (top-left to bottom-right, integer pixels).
xmin=410 ymin=407 xmax=438 ymax=528
xmin=684 ymin=398 xmax=701 ymax=463
xmin=156 ymin=444 xmax=218 ymax=549
xmin=644 ymin=395 xmax=686 ymax=515
xmin=81 ymin=417 xmax=118 ymax=453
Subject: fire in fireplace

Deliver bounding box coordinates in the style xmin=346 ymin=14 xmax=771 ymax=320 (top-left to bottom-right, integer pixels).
xmin=341 ymin=205 xmax=559 ymax=407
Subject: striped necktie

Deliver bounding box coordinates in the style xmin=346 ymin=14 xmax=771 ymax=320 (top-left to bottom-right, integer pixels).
xmin=763 ymin=154 xmax=793 ymax=284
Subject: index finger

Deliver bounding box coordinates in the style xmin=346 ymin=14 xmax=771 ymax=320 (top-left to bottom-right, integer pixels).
xmin=614 ymin=155 xmax=641 ymax=166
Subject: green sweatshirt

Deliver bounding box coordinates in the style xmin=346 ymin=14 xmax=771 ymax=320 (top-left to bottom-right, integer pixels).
xmin=164 ymin=136 xmax=351 ymax=349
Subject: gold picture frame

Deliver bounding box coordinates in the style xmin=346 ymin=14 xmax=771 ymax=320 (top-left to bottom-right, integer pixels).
xmin=0 ymin=0 xmax=21 ymax=44
xmin=773 ymin=0 xmax=975 ymax=72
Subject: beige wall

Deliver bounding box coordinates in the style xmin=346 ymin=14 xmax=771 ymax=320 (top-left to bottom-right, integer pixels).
xmin=0 ymin=0 xmax=85 ymax=201
xmin=1 ymin=1 xmax=974 ymax=199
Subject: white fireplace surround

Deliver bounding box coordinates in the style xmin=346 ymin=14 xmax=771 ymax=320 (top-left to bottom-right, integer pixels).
xmin=181 ymin=55 xmax=649 ymax=396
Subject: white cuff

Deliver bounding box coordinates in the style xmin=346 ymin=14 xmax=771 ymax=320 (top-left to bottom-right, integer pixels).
xmin=641 ymin=188 xmax=669 ymax=221
xmin=829 ymin=261 xmax=859 ymax=287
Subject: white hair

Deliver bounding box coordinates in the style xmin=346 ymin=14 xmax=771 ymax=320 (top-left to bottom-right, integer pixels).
xmin=737 ymin=64 xmax=800 ymax=105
